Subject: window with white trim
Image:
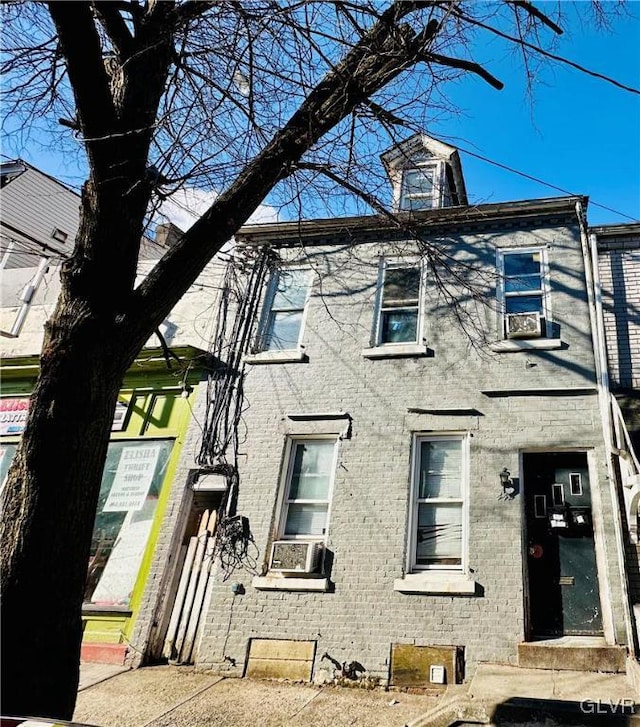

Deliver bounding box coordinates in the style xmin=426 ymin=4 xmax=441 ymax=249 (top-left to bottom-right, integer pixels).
xmin=410 ymin=435 xmax=467 ymax=571
xmin=279 ymin=438 xmax=337 ymax=539
xmin=497 ymin=248 xmax=550 ymax=339
xmin=376 ymin=263 xmax=422 ymax=345
xmin=261 ymin=269 xmax=311 ymax=351
xmin=400 ymin=167 xmax=438 ymax=211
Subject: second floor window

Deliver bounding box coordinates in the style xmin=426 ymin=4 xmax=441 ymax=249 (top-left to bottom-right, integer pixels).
xmin=262 ymin=269 xmax=311 ymax=351
xmin=498 ymin=248 xmax=550 ymax=338
xmin=377 ymin=264 xmax=421 ymax=344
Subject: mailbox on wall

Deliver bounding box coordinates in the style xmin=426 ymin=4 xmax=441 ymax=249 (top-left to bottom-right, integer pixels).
xmin=548 ymin=505 xmax=592 ymax=533
xmin=570 ymin=506 xmax=591 ymax=529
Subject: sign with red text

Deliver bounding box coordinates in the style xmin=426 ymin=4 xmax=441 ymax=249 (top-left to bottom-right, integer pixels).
xmin=0 ymin=397 xmax=29 ymax=436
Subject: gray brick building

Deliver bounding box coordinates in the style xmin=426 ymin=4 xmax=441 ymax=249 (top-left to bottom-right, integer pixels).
xmin=139 ymin=135 xmax=636 ymax=686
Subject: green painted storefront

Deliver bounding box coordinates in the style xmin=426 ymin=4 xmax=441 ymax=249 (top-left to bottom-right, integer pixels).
xmin=1 ymin=346 xmax=207 ymax=661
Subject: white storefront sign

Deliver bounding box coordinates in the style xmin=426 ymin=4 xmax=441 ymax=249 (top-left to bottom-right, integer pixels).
xmin=102 ymin=444 xmax=161 ymax=512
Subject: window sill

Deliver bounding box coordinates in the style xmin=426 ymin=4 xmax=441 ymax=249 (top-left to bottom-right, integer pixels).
xmin=393 ymin=572 xmax=477 ymax=595
xmin=362 ymin=343 xmax=429 ymax=359
xmin=489 ymin=338 xmax=562 ymax=353
xmin=244 ymin=349 xmax=308 ymax=364
xmin=252 ymin=574 xmax=330 ymax=592
xmin=82 ymin=604 xmax=133 ymax=615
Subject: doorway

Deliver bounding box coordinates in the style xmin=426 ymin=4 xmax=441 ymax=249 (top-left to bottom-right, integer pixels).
xmin=523 ymin=452 xmax=603 ymax=638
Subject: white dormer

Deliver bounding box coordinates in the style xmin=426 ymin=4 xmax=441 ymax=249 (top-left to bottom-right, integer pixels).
xmin=381 ymin=133 xmax=468 ymax=212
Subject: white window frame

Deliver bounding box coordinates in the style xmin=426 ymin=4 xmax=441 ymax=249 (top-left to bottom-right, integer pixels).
xmin=276 ymin=436 xmax=338 ymax=542
xmin=374 ymin=258 xmax=424 ymax=347
xmin=408 ymin=433 xmax=469 ymax=573
xmin=496 ymin=247 xmax=551 ymax=339
xmin=258 ymin=267 xmax=312 ymax=352
xmin=398 ymin=161 xmax=446 ymax=211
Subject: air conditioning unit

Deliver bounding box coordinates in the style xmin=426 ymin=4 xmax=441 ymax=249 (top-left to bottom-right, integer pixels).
xmin=506 ymin=312 xmax=543 ymax=339
xmin=269 ymin=540 xmax=322 ymax=574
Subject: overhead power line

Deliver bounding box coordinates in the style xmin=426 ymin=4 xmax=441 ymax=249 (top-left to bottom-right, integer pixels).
xmin=457 ymin=12 xmax=640 ymax=96
xmin=457 ymin=145 xmax=639 ymax=223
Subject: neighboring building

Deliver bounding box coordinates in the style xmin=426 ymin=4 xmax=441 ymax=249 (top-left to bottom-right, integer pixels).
xmin=151 ymin=134 xmax=637 ymax=687
xmin=594 ymin=222 xmax=640 ymax=644
xmin=0 ymin=160 xmax=222 ymax=664
xmin=596 ymin=223 xmax=640 ymax=393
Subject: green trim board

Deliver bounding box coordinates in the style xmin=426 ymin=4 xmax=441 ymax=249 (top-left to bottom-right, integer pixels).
xmin=0 ymin=345 xmax=212 ymax=380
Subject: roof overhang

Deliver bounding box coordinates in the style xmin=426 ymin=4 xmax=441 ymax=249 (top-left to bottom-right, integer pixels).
xmin=0 ymin=345 xmax=213 ymax=380
xmin=237 ymin=195 xmax=586 ymax=247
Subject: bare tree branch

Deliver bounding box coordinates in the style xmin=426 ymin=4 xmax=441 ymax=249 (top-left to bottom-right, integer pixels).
xmin=507 ymin=1 xmax=564 ymax=35
xmin=91 ymin=1 xmax=135 ymax=58
xmin=453 ymin=6 xmax=640 ymax=95
xmin=175 ymin=0 xmax=217 ymax=25
xmin=423 ymin=52 xmax=504 ymax=90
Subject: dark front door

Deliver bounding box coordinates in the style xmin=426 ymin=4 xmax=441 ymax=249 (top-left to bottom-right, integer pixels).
xmin=524 ymin=453 xmax=603 ymax=638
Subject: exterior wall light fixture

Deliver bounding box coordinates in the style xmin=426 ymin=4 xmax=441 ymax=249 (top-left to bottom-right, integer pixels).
xmin=499 ymin=467 xmax=515 ymax=499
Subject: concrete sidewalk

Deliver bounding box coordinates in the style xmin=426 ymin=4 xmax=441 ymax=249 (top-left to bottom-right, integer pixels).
xmin=406 ymin=663 xmax=640 ymax=726
xmin=73 ymin=663 xmax=441 ymax=727
xmin=74 ymin=661 xmax=640 ymax=727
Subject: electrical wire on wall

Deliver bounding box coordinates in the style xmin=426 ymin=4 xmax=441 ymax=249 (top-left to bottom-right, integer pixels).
xmin=196 ymin=244 xmax=274 ymax=576
xmin=196 ymin=245 xmax=272 ymax=467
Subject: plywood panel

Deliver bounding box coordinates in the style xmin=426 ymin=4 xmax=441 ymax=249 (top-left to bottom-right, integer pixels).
xmin=246 ymin=639 xmax=315 ymax=681
xmin=390 ymin=644 xmax=462 ymax=687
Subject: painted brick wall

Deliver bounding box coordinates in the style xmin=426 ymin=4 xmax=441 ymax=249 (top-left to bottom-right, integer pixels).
xmin=596 ymin=229 xmax=640 ymax=608
xmin=187 ymin=219 xmax=627 ymax=684
xmin=188 ymin=220 xmax=623 ymax=679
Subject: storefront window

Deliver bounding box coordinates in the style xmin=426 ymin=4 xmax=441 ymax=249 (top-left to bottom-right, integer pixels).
xmin=85 ymin=439 xmax=173 ymax=608
xmin=1 ymin=438 xmax=174 ymax=609
xmin=0 ymin=442 xmax=18 ymax=489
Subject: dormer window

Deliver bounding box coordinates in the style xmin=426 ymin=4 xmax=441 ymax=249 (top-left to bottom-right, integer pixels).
xmin=400 ymin=166 xmax=437 ymax=211
xmin=381 ymin=133 xmax=468 ymax=213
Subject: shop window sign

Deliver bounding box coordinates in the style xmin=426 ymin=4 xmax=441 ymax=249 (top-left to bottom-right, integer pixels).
xmin=86 ymin=440 xmax=173 ymax=608
xmin=103 ymin=444 xmax=161 ymax=512
xmin=0 ymin=397 xmax=129 ymax=435
xmin=1 ymin=417 xmax=173 ymax=608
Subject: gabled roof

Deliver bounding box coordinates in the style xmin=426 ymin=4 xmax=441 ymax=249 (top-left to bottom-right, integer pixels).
xmin=380 ymin=133 xmax=458 ymax=171
xmin=380 ymin=132 xmax=468 ymax=207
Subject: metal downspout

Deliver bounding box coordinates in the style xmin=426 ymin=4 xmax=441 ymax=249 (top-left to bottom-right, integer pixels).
xmin=577 ymin=200 xmax=636 ymax=655
xmin=0 ymin=256 xmax=50 ymax=338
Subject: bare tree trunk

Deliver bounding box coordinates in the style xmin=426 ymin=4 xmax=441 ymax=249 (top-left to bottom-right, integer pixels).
xmin=0 ymin=303 xmax=134 ymax=718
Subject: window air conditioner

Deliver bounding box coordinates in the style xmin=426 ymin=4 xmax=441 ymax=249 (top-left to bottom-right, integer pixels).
xmin=506 ymin=312 xmax=543 ymax=339
xmin=269 ymin=540 xmax=322 ymax=574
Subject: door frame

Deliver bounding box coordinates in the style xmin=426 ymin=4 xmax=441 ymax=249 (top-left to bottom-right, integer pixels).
xmin=520 ymin=447 xmax=615 ymax=643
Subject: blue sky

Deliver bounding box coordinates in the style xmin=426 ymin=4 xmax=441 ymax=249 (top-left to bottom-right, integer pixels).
xmin=431 ymin=3 xmax=640 ymax=226
xmin=4 ymin=3 xmax=639 ymax=228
